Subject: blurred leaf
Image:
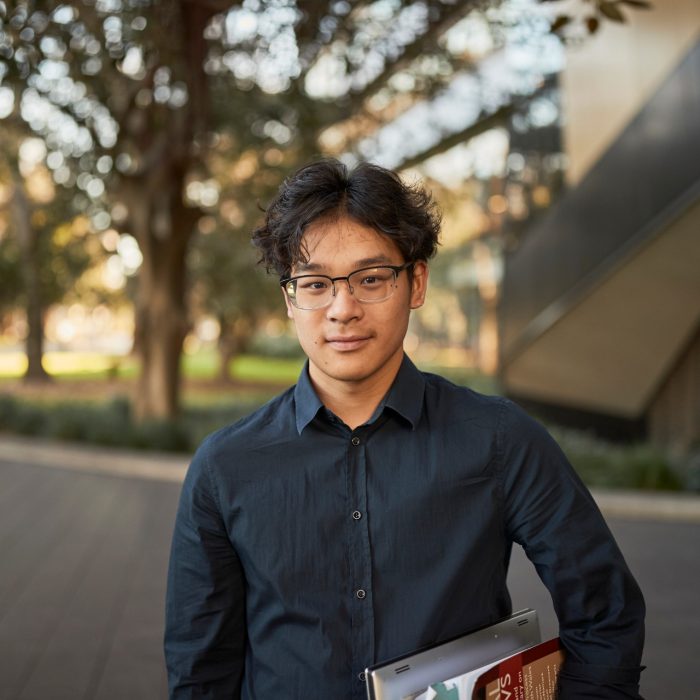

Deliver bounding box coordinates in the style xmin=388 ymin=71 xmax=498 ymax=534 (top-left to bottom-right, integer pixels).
xmin=586 ymin=16 xmax=601 ymax=34
xmin=599 ymin=1 xmax=627 ymax=22
xmin=550 ymin=15 xmax=571 ymax=33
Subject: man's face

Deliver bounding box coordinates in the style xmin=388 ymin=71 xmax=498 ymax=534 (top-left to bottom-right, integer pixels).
xmin=283 ymin=216 xmax=428 ymax=394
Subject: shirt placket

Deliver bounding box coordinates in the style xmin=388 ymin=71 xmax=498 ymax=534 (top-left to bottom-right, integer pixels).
xmin=347 ymin=429 xmax=375 ymax=699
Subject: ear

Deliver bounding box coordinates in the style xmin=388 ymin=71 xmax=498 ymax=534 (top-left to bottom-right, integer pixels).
xmin=409 ymin=261 xmax=429 ymax=309
xmin=282 ymin=288 xmax=295 ymax=320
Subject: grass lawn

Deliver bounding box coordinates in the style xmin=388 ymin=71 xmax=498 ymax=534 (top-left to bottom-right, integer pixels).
xmin=0 ymin=349 xmax=495 ymax=403
xmin=0 ymin=350 xmax=304 ymax=390
xmin=0 ymin=350 xmax=136 ymax=379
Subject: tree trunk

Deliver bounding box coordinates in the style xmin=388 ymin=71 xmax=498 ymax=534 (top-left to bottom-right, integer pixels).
xmin=133 ymin=243 xmax=188 ymax=420
xmin=217 ymin=321 xmax=236 ymax=384
xmin=217 ymin=316 xmax=253 ymax=383
xmin=111 ymin=0 xmax=217 ymax=420
xmin=217 ymin=340 xmax=236 ymax=384
xmin=11 ymin=178 xmax=50 ymax=383
xmin=127 ymin=178 xmax=196 ymax=421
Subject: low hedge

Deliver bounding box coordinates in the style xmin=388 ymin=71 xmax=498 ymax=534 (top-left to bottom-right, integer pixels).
xmin=550 ymin=427 xmax=684 ymax=491
xmin=0 ymin=393 xmax=692 ymax=491
xmin=0 ymin=393 xmax=261 ymax=454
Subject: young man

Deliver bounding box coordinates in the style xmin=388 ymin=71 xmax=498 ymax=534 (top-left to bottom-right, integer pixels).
xmin=164 ymin=159 xmax=645 ymax=699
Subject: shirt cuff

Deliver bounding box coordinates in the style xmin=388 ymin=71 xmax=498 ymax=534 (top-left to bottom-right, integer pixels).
xmin=558 ymin=662 xmax=645 ymax=700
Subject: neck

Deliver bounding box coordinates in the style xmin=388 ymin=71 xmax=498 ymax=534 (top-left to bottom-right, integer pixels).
xmin=309 ymin=353 xmax=403 ymax=429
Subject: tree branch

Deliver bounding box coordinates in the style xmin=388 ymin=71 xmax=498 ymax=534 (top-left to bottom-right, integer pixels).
xmin=295 ymin=0 xmax=372 ymax=77
xmin=393 ymin=103 xmax=514 ymax=171
xmin=392 ymin=80 xmax=552 ymax=171
xmin=344 ymin=0 xmax=478 ymax=113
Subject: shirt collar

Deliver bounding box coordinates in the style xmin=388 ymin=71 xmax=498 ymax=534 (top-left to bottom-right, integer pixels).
xmin=294 ymin=362 xmax=324 ymax=435
xmin=382 ymin=354 xmax=425 ymax=430
xmin=293 ymin=354 xmax=425 ymax=435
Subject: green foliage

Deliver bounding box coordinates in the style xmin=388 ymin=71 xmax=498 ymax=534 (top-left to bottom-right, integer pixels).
xmin=249 ymin=332 xmax=306 ymax=360
xmin=0 ymin=235 xmax=22 ymax=311
xmin=550 ymin=427 xmax=684 ymax=492
xmin=188 ymin=219 xmax=286 ymax=363
xmin=0 ymin=393 xmax=49 ymax=433
xmin=547 ymin=0 xmax=652 ymax=36
xmin=683 ymin=449 xmax=700 ymax=492
xmin=420 ymin=363 xmax=499 ymax=396
xmin=228 ymin=354 xmax=304 ymax=383
xmin=0 ymin=206 xmax=93 ymax=313
xmin=0 ymin=393 xmax=264 ymax=454
xmin=0 ymin=349 xmax=303 ymax=383
xmin=180 ymin=349 xmax=304 ymax=384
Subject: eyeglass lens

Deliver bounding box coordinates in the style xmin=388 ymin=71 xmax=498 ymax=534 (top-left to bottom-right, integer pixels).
xmin=287 ymin=267 xmax=398 ymax=309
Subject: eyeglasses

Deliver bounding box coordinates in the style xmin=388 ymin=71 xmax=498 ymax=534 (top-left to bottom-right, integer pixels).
xmin=280 ymin=263 xmax=413 ymax=310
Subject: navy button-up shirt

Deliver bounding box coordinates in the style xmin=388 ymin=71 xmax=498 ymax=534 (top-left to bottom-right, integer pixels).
xmin=165 ymin=355 xmax=645 ymax=699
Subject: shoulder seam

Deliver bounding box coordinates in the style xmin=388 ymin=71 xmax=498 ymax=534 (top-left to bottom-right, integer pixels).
xmin=495 ymin=396 xmax=508 ymax=536
xmin=202 ymin=443 xmax=224 ymax=516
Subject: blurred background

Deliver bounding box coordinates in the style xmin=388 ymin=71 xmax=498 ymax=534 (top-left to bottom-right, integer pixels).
xmin=1 ymin=0 xmax=699 ymax=485
xmin=0 ymin=0 xmax=699 ymax=698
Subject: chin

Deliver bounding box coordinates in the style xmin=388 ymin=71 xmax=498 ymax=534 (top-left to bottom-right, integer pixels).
xmin=307 ymin=350 xmax=369 ymax=378
xmin=324 ymin=362 xmax=378 ymax=383
xmin=303 ymin=340 xmax=404 ymax=386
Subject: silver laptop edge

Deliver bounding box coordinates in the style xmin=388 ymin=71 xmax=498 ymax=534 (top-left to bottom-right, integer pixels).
xmin=365 ymin=608 xmax=541 ymax=700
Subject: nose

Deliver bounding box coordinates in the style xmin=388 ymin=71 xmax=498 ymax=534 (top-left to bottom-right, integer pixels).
xmin=326 ymin=278 xmax=361 ymax=321
xmin=333 ymin=277 xmax=354 ymax=297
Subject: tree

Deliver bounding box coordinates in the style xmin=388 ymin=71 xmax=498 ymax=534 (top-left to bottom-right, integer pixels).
xmin=189 ymin=219 xmax=284 ymax=382
xmin=1 ymin=0 xmax=218 ymax=413
xmin=0 ymin=133 xmax=94 ymax=382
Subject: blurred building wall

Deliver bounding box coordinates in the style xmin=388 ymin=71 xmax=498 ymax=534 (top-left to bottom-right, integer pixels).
xmin=562 ymin=0 xmax=700 ymax=185
xmin=499 ymin=7 xmax=700 ymax=454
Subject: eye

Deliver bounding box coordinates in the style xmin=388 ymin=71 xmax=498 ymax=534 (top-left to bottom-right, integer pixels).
xmin=358 ymin=269 xmax=392 ymax=286
xmin=298 ymin=278 xmax=330 ymax=292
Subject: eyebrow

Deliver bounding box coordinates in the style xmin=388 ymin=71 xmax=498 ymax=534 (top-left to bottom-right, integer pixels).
xmin=294 ymin=255 xmax=395 ymax=274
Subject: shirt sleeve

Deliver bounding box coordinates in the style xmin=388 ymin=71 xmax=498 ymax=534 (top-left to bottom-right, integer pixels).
xmin=498 ymin=400 xmax=646 ymax=700
xmin=164 ymin=440 xmax=246 ymax=698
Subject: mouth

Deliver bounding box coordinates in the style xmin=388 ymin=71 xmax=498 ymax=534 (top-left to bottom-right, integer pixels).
xmin=325 ymin=335 xmax=371 ymax=351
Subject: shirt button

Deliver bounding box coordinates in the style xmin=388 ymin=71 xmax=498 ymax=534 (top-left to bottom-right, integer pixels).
xmin=358 ymin=671 xmax=367 ymax=682
xmin=352 ymin=510 xmax=362 ymax=520
xmin=356 ymin=588 xmax=366 ymax=599
xmin=351 ymin=436 xmax=361 ymax=446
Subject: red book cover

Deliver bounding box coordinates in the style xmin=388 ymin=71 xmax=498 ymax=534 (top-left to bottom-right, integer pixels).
xmin=471 ymin=638 xmax=564 ymax=700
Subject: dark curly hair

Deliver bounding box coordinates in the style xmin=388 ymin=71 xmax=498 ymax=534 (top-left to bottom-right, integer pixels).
xmin=251 ymin=158 xmax=441 ymax=277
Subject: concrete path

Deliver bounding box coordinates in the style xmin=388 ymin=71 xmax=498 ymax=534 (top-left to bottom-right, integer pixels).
xmin=1 ymin=435 xmax=699 ymax=699
xmin=0 ymin=458 xmax=179 ymax=699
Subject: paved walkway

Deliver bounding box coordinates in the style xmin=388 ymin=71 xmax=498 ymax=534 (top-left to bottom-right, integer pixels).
xmin=0 ymin=457 xmax=179 ymax=699
xmin=1 ymin=435 xmax=699 ymax=699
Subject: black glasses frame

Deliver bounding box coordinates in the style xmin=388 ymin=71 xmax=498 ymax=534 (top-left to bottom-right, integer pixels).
xmin=280 ymin=263 xmax=414 ymax=310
